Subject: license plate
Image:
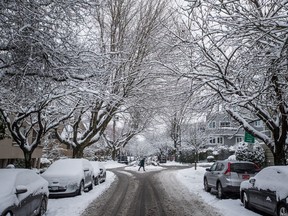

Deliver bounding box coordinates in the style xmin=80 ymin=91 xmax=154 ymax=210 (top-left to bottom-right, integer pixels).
xmin=242 ymin=174 xmax=250 ymax=180
xmin=51 ymin=186 xmax=58 ymax=191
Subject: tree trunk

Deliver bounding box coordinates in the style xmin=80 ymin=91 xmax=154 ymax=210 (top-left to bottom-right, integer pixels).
xmin=24 ymin=151 xmax=32 ymax=169
xmin=111 ymin=147 xmax=117 ymax=161
xmin=73 ymin=147 xmax=84 ymax=158
xmin=273 ymin=141 xmax=286 ymax=165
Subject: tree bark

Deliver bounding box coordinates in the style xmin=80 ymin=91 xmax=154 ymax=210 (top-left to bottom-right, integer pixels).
xmin=73 ymin=147 xmax=84 ymax=158
xmin=24 ymin=151 xmax=32 ymax=169
xmin=273 ymin=141 xmax=286 ymax=165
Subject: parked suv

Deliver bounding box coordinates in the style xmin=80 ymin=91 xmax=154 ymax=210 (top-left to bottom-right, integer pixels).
xmin=203 ymin=160 xmax=259 ymax=199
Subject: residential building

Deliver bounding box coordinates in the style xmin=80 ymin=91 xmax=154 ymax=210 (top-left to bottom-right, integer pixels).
xmin=205 ymin=112 xmax=245 ymax=148
xmin=0 ymin=136 xmax=43 ymax=168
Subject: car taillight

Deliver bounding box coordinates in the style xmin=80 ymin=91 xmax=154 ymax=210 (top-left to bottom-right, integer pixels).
xmin=224 ymin=162 xmax=231 ymax=176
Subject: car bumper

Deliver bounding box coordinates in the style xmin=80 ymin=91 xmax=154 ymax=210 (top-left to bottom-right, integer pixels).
xmin=49 ymin=190 xmax=78 ymax=198
xmin=223 ymin=185 xmax=240 ymax=194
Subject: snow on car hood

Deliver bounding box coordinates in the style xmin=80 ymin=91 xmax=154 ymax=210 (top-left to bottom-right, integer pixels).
xmin=41 ymin=159 xmax=86 ymax=185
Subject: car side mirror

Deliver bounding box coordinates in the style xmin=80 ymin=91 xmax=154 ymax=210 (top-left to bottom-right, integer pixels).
xmin=206 ymin=168 xmax=211 ymax=172
xmin=83 ymin=167 xmax=89 ymax=172
xmin=249 ymin=178 xmax=256 ymax=185
xmin=15 ymin=185 xmax=28 ymax=194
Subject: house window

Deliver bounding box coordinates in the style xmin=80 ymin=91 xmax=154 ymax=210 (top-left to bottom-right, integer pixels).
xmin=209 ymin=137 xmax=223 ymax=144
xmin=255 ymin=120 xmax=262 ymax=127
xmin=217 ymin=137 xmax=223 ymax=144
xmin=209 ymin=121 xmax=216 ymax=128
xmin=199 ymin=127 xmax=205 ymax=132
xmin=32 ymin=130 xmax=37 ymax=141
xmin=220 ymin=121 xmax=231 ymax=127
xmin=209 ymin=137 xmax=216 ymax=144
xmin=48 ymin=132 xmax=57 ymax=139
xmin=236 ymin=137 xmax=243 ymax=143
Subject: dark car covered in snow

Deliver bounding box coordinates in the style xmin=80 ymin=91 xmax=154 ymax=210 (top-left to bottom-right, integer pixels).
xmin=0 ymin=169 xmax=49 ymax=216
xmin=240 ymin=166 xmax=288 ymax=216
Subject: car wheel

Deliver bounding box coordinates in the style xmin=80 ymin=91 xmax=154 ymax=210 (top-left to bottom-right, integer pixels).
xmin=243 ymin=192 xmax=250 ymax=209
xmin=38 ymin=197 xmax=47 ymax=216
xmin=278 ymin=203 xmax=288 ymax=216
xmin=217 ymin=182 xmax=224 ymax=199
xmin=94 ymin=176 xmax=99 ymax=185
xmin=204 ymin=178 xmax=211 ymax=192
xmin=78 ymin=181 xmax=85 ymax=195
xmin=4 ymin=212 xmax=13 ymax=216
xmin=88 ymin=177 xmax=94 ymax=191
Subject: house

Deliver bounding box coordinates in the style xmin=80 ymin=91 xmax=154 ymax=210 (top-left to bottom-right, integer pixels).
xmin=205 ymin=112 xmax=245 ymax=148
xmin=0 ymin=136 xmax=43 ymax=168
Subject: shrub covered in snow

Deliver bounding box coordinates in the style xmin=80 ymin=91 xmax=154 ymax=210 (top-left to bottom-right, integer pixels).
xmin=235 ymin=142 xmax=265 ymax=167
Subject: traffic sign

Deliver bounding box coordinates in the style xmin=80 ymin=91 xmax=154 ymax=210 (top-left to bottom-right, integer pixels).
xmin=244 ymin=132 xmax=255 ymax=143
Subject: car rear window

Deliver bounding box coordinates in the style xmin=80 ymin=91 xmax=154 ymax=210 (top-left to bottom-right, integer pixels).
xmin=230 ymin=163 xmax=257 ymax=174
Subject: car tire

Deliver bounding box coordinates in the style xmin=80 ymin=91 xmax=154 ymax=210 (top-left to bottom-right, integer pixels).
xmin=94 ymin=176 xmax=99 ymax=185
xmin=78 ymin=181 xmax=85 ymax=195
xmin=204 ymin=178 xmax=211 ymax=192
xmin=102 ymin=173 xmax=106 ymax=183
xmin=278 ymin=203 xmax=288 ymax=216
xmin=217 ymin=182 xmax=225 ymax=199
xmin=88 ymin=178 xmax=94 ymax=191
xmin=38 ymin=197 xmax=47 ymax=216
xmin=4 ymin=212 xmax=13 ymax=216
xmin=243 ymin=192 xmax=250 ymax=209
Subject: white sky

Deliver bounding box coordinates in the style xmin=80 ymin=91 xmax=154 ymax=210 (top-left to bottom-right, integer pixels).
xmin=46 ymin=160 xmax=261 ymax=216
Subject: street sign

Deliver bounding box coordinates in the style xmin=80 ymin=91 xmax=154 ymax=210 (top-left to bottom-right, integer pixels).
xmin=244 ymin=132 xmax=255 ymax=143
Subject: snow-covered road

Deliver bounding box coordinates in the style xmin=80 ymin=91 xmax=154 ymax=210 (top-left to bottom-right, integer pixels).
xmin=82 ymin=165 xmax=220 ymax=216
xmin=46 ymin=161 xmax=261 ymax=216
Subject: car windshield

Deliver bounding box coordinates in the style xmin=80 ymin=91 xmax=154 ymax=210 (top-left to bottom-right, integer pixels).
xmin=230 ymin=163 xmax=256 ymax=174
xmin=44 ymin=159 xmax=82 ymax=175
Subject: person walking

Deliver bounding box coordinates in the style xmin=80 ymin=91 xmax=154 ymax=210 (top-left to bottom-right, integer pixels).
xmin=138 ymin=157 xmax=146 ymax=171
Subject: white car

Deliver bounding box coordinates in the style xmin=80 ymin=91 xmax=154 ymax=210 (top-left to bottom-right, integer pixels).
xmin=41 ymin=158 xmax=94 ymax=198
xmin=0 ymin=169 xmax=49 ymax=216
xmin=90 ymin=161 xmax=106 ymax=185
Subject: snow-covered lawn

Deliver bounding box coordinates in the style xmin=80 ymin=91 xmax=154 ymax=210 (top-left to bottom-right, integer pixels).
xmin=46 ymin=161 xmax=261 ymax=216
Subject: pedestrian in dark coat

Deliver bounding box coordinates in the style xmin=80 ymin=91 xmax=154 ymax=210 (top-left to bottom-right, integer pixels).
xmin=138 ymin=158 xmax=146 ymax=171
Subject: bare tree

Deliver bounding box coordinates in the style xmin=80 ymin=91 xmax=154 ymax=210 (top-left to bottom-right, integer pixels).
xmin=102 ymin=105 xmax=153 ymax=160
xmin=0 ymin=91 xmax=76 ymax=168
xmin=0 ymin=0 xmax=98 ymax=167
xmin=182 ymin=122 xmax=207 ymax=169
xmin=167 ymin=0 xmax=288 ymax=165
xmin=54 ymin=0 xmax=172 ymax=158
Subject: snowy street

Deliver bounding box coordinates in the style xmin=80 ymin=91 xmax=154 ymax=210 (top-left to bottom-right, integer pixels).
xmin=46 ymin=161 xmax=262 ymax=216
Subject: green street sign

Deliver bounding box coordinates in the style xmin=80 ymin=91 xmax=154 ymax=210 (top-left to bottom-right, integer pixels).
xmin=244 ymin=132 xmax=255 ymax=143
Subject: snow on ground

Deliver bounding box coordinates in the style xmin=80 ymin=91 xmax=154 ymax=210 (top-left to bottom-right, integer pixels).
xmin=174 ymin=165 xmax=261 ymax=216
xmin=46 ymin=161 xmax=260 ymax=216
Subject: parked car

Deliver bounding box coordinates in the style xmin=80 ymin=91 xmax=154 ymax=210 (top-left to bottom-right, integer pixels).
xmin=90 ymin=161 xmax=106 ymax=185
xmin=118 ymin=156 xmax=128 ymax=165
xmin=159 ymin=155 xmax=167 ymax=163
xmin=41 ymin=158 xmax=94 ymax=198
xmin=0 ymin=169 xmax=49 ymax=216
xmin=203 ymin=160 xmax=259 ymax=199
xmin=240 ymin=166 xmax=288 ymax=216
